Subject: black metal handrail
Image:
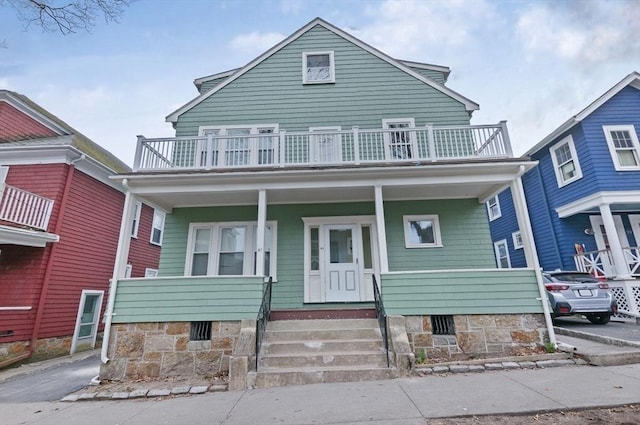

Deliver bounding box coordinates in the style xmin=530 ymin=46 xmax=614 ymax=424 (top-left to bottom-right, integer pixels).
xmin=372 ymin=275 xmax=390 ymax=367
xmin=255 ymin=277 xmax=273 ymax=370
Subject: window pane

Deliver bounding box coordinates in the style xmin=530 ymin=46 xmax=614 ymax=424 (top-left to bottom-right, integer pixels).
xmin=220 ymin=227 xmax=245 ymax=252
xmin=611 ymin=130 xmax=633 ymax=148
xmin=191 ymin=253 xmax=209 ymax=276
xmin=307 ymin=54 xmax=330 ymax=67
xmin=560 ymin=160 xmax=576 ymax=180
xmin=362 ymin=226 xmax=373 ymax=269
xmin=554 ymin=143 xmax=571 ymax=164
xmin=195 ymin=228 xmax=210 ymax=252
xmin=219 ymin=253 xmax=244 ymax=275
xmin=310 ymin=227 xmax=319 ymax=271
xmin=408 ymin=220 xmax=435 ymax=244
xmin=618 ymin=150 xmax=639 ymax=167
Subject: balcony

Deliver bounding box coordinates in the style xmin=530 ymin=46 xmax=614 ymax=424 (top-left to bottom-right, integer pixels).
xmin=0 ymin=183 xmax=54 ymax=231
xmin=133 ymin=122 xmax=512 ymax=171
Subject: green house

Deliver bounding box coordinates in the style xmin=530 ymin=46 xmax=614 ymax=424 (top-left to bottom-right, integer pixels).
xmin=101 ymin=18 xmax=554 ymax=388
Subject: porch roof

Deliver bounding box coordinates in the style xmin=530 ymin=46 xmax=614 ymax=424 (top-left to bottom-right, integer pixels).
xmin=114 ymin=159 xmax=536 ymax=212
xmin=556 ymin=190 xmax=640 ymax=218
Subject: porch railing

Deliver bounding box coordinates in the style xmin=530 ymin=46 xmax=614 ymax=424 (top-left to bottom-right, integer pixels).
xmin=133 ymin=122 xmax=512 ymax=171
xmin=255 ymin=277 xmax=273 ymax=371
xmin=372 ymin=275 xmax=390 ymax=368
xmin=0 ymin=183 xmax=54 ymax=231
xmin=574 ymin=247 xmax=640 ymax=278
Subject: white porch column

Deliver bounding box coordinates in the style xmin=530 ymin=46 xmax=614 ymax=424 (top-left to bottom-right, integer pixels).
xmin=599 ymin=203 xmax=632 ymax=279
xmin=102 ymin=181 xmax=138 ymax=363
xmin=374 ymin=185 xmax=389 ymax=273
xmin=510 ymin=175 xmax=556 ymax=346
xmin=255 ymin=189 xmax=267 ymax=277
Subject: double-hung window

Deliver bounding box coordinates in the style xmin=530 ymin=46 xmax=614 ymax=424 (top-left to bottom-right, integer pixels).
xmin=603 ymin=125 xmax=640 ymax=170
xmin=199 ymin=125 xmax=278 ymax=167
xmin=512 ymin=231 xmax=523 ymax=250
xmin=302 ymin=51 xmax=335 ymax=84
xmin=131 ymin=201 xmax=142 ymax=238
xmin=150 ymin=210 xmax=165 ymax=246
xmin=494 ymin=239 xmax=511 ymax=268
xmin=550 ymin=136 xmax=582 ymax=187
xmin=486 ymin=196 xmax=501 ymax=221
xmin=186 ymin=221 xmax=277 ymax=278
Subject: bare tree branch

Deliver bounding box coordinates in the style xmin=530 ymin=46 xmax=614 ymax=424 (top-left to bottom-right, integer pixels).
xmin=3 ymin=0 xmax=131 ymax=35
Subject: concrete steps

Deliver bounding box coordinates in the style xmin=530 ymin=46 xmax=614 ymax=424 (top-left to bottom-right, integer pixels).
xmin=249 ymin=318 xmax=396 ymax=389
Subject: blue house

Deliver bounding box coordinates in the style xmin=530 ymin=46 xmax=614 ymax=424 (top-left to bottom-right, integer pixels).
xmin=489 ymin=71 xmax=640 ymax=319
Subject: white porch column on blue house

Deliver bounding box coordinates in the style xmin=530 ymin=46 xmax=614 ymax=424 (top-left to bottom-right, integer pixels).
xmin=510 ymin=174 xmax=556 ymax=346
xmin=599 ymin=203 xmax=632 ymax=279
xmin=255 ymin=189 xmax=267 ymax=277
xmin=374 ymin=185 xmax=389 ymax=274
xmin=101 ymin=182 xmax=137 ymax=363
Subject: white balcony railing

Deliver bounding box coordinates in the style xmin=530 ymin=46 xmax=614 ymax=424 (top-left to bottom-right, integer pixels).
xmin=574 ymin=247 xmax=640 ymax=278
xmin=0 ymin=183 xmax=54 ymax=231
xmin=133 ymin=122 xmax=512 ymax=171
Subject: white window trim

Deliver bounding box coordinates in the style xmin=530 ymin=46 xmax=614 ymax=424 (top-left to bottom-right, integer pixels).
xmin=70 ymin=289 xmax=104 ymax=355
xmin=486 ymin=196 xmax=502 ymax=221
xmin=549 ymin=135 xmax=583 ymax=187
xmin=150 ymin=210 xmax=165 ymax=246
xmin=302 ymin=51 xmax=335 ymax=84
xmin=494 ymin=239 xmax=511 ymax=269
xmin=131 ymin=201 xmax=142 ymax=238
xmin=402 ymin=215 xmax=443 ymax=248
xmin=184 ymin=221 xmax=278 ymax=278
xmin=124 ymin=264 xmax=132 ymax=278
xmin=144 ymin=268 xmax=158 ymax=277
xmin=512 ymin=231 xmax=523 ymax=250
xmin=603 ymin=124 xmax=640 ymax=171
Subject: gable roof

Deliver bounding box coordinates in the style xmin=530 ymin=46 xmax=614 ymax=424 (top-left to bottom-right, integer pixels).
xmin=525 ymin=71 xmax=640 ymax=156
xmin=0 ymin=90 xmax=130 ymax=173
xmin=167 ymin=17 xmax=478 ymax=123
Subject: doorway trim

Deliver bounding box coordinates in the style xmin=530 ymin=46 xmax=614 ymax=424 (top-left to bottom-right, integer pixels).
xmin=302 ymin=216 xmax=380 ymax=303
xmin=70 ymin=289 xmax=104 ymax=355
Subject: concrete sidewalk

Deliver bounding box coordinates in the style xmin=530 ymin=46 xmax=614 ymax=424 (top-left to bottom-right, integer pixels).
xmin=2 ymin=363 xmax=640 ymax=425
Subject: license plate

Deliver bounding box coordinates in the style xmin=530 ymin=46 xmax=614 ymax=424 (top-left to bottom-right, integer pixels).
xmin=578 ymin=289 xmax=593 ymax=297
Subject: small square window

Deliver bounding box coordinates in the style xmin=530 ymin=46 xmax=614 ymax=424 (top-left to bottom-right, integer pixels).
xmin=302 ymin=51 xmax=335 ymax=84
xmin=486 ymin=196 xmax=501 ymax=221
xmin=151 ymin=210 xmax=165 ymax=246
xmin=144 ymin=268 xmax=158 ymax=277
xmin=512 ymin=231 xmax=523 ymax=250
xmin=550 ymin=136 xmax=582 ymax=187
xmin=603 ymin=125 xmax=640 ymax=170
xmin=403 ymin=215 xmax=442 ymax=248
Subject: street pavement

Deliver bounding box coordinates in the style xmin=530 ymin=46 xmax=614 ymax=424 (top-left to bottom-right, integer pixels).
xmin=1 ymin=363 xmax=639 ymax=425
xmin=554 ymin=316 xmax=640 ymax=344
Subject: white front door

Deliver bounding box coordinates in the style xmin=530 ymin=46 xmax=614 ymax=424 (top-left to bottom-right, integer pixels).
xmin=310 ymin=127 xmax=342 ymax=163
xmin=590 ymin=215 xmax=629 ymax=276
xmin=325 ymin=225 xmax=360 ymax=302
xmin=70 ymin=290 xmax=104 ymax=354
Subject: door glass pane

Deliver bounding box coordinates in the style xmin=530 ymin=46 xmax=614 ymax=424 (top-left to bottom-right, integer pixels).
xmin=362 ymin=226 xmax=373 ymax=269
xmin=310 ymin=227 xmax=319 ymax=271
xmin=388 ymin=122 xmax=412 ymax=159
xmin=78 ymin=295 xmax=99 ymax=338
xmin=329 ymin=229 xmax=353 ymax=264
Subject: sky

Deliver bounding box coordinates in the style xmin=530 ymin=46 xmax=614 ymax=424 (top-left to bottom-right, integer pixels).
xmin=1 ymin=0 xmax=639 ymax=167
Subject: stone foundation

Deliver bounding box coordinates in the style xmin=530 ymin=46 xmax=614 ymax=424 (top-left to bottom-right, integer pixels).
xmin=405 ymin=314 xmax=547 ymax=361
xmin=100 ymin=321 xmax=242 ymax=381
xmin=1 ymin=334 xmax=102 ymax=365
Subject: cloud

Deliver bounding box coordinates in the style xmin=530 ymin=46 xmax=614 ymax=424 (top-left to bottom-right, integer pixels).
xmin=516 ymin=1 xmax=640 ymax=65
xmin=229 ymin=31 xmax=286 ymax=55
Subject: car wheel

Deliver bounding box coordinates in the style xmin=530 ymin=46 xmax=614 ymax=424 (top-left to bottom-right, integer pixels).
xmin=586 ymin=314 xmax=611 ymax=325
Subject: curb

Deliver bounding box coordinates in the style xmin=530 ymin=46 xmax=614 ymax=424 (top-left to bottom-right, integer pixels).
xmin=414 ymin=357 xmax=585 ymax=376
xmin=61 ymin=383 xmax=228 ymax=402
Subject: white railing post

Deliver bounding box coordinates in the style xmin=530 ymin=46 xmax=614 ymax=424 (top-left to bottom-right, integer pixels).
xmin=279 ymin=130 xmax=286 ymax=167
xmin=500 ymin=121 xmax=513 ymax=157
xmin=133 ymin=135 xmax=144 ymax=171
xmin=426 ymin=124 xmax=436 ymax=161
xmin=352 ymin=126 xmax=360 ymax=164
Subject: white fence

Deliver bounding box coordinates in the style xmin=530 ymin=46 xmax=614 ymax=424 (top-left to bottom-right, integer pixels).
xmin=0 ymin=184 xmax=54 ymax=231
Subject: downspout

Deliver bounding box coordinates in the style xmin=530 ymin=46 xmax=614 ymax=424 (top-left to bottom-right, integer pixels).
xmin=27 ymin=155 xmax=84 ymax=362
xmin=101 ymin=179 xmax=134 ymax=364
xmin=512 ymin=165 xmax=557 ymax=347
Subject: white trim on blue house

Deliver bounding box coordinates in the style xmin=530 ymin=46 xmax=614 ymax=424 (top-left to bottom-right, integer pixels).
xmin=555 ymin=190 xmax=640 ymax=218
xmin=602 ymin=124 xmax=640 ymax=171
xmin=549 ymin=135 xmax=583 ymax=187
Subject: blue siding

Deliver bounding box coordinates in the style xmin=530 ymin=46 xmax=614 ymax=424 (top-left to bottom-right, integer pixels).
xmin=488 ymin=188 xmax=526 ymax=268
xmin=491 ymin=83 xmax=640 ymax=274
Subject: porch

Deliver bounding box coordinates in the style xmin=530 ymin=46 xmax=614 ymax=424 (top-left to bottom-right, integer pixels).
xmin=0 ymin=182 xmax=58 ymax=247
xmin=133 ymin=123 xmax=512 ymax=171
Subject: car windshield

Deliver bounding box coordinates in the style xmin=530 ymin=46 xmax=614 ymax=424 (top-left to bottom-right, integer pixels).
xmin=549 ymin=273 xmax=600 ymax=283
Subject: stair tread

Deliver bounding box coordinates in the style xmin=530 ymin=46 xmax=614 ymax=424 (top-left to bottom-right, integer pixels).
xmin=263 ymin=338 xmax=382 ymax=344
xmin=255 ymin=365 xmax=393 ymax=373
xmin=260 ymin=350 xmax=386 ymax=357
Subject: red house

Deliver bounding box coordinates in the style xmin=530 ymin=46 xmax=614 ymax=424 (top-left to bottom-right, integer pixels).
xmin=0 ymin=90 xmax=161 ymax=367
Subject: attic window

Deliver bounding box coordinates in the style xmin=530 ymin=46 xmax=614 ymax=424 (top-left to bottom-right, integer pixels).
xmin=303 ymin=51 xmax=335 ymax=84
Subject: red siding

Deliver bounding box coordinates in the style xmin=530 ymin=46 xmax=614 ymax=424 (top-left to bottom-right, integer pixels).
xmin=128 ymin=203 xmax=161 ymax=277
xmin=0 ymin=102 xmax=59 ymax=142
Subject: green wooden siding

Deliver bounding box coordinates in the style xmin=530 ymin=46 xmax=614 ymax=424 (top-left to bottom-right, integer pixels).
xmin=156 ymin=199 xmax=497 ymax=310
xmin=405 ymin=66 xmax=446 ymax=84
xmin=384 ymin=199 xmax=496 ymax=271
xmin=199 ymin=75 xmax=232 ymax=93
xmin=112 ymin=276 xmax=264 ymax=323
xmin=381 ymin=269 xmax=544 ymax=315
xmin=176 ymin=24 xmax=470 ymax=137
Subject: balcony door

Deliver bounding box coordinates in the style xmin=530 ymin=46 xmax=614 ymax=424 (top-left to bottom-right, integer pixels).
xmin=310 ymin=127 xmax=342 ymax=163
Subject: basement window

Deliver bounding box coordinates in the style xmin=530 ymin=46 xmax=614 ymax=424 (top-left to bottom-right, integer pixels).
xmin=190 ymin=321 xmax=212 ymax=341
xmin=431 ymin=315 xmax=455 ymax=335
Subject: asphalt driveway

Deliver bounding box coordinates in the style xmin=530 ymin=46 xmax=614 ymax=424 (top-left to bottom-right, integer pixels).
xmin=554 ymin=316 xmax=640 ymax=344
